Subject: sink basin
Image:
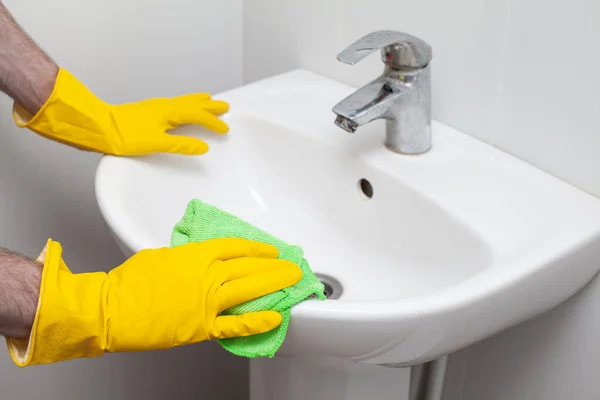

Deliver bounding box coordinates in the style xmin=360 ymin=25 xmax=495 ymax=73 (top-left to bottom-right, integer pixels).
xmin=96 ymin=69 xmax=600 ymax=368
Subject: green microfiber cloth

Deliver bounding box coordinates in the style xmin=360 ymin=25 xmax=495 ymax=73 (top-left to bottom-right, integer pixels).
xmin=171 ymin=199 xmax=326 ymax=358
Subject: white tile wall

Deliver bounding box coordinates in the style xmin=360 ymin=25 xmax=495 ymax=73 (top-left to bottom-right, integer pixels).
xmin=0 ymin=0 xmax=247 ymax=399
xmin=243 ymin=1 xmax=600 ymax=399
xmin=79 ymin=0 xmax=243 ymax=102
xmin=242 ymin=0 xmax=345 ymax=87
xmin=490 ymin=0 xmax=600 ymax=197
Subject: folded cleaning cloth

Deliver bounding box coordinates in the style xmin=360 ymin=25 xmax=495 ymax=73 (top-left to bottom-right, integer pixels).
xmin=171 ymin=199 xmax=326 ymax=358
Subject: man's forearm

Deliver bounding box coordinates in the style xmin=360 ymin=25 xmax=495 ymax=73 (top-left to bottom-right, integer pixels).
xmin=0 ymin=1 xmax=58 ymax=114
xmin=0 ymin=248 xmax=41 ymax=338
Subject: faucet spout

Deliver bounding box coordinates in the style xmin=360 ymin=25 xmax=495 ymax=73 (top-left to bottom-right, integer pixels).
xmin=334 ymin=116 xmax=358 ymax=133
xmin=333 ymin=77 xmax=401 ymax=127
xmin=332 ymin=66 xmax=431 ymax=154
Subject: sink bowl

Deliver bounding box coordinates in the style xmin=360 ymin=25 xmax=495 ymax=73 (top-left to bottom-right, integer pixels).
xmin=96 ymin=69 xmax=600 ymax=368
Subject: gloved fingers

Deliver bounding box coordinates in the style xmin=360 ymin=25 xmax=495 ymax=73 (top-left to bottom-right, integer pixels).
xmin=198 ymin=238 xmax=279 ymax=261
xmin=198 ymin=99 xmax=229 ymax=116
xmin=216 ymin=262 xmax=302 ymax=312
xmin=166 ymin=94 xmax=230 ymax=130
xmin=166 ymin=107 xmax=229 ymax=133
xmin=170 ymin=93 xmax=229 ymax=116
xmin=171 ymin=99 xmax=229 ymax=118
xmin=161 ymin=92 xmax=211 ymax=110
xmin=171 ymin=93 xmax=213 ymax=102
xmin=160 ymin=134 xmax=209 ymax=155
xmin=219 ymin=257 xmax=297 ymax=283
xmin=211 ymin=311 xmax=283 ymax=339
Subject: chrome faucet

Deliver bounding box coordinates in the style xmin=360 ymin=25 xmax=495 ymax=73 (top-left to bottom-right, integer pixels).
xmin=332 ymin=31 xmax=433 ymax=154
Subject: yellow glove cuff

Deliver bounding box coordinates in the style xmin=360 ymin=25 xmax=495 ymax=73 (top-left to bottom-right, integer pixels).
xmin=12 ymin=68 xmax=115 ymax=153
xmin=6 ymin=239 xmax=109 ymax=367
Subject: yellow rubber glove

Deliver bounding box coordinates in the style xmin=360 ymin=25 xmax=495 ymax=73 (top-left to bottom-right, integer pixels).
xmin=6 ymin=238 xmax=302 ymax=367
xmin=12 ymin=68 xmax=229 ymax=156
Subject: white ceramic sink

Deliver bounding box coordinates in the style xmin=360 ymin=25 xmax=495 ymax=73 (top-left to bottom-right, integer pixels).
xmin=96 ymin=69 xmax=600 ymax=368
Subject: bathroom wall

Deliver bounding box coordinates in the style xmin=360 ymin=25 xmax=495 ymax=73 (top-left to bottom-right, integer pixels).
xmin=0 ymin=0 xmax=246 ymax=399
xmin=243 ymin=0 xmax=600 ymax=399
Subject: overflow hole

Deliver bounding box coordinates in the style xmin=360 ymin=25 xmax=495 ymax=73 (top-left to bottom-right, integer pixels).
xmin=358 ymin=178 xmax=374 ymax=200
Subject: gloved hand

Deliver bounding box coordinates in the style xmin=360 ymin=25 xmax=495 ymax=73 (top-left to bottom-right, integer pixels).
xmin=6 ymin=238 xmax=302 ymax=367
xmin=12 ymin=68 xmax=229 ymax=156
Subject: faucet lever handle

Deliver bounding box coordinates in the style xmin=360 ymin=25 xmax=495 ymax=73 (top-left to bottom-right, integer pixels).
xmin=337 ymin=30 xmax=432 ymax=70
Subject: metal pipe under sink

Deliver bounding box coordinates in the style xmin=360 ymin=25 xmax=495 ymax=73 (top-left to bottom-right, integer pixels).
xmin=409 ymin=357 xmax=448 ymax=400
xmin=380 ymin=356 xmax=448 ymax=400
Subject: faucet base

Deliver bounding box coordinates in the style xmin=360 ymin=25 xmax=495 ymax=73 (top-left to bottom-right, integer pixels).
xmin=385 ymin=141 xmax=432 ymax=155
xmin=384 ymin=102 xmax=432 ymax=155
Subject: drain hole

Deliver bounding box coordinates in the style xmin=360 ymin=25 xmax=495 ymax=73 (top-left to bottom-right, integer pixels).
xmin=312 ymin=273 xmax=343 ymax=300
xmin=358 ymin=179 xmax=373 ymax=200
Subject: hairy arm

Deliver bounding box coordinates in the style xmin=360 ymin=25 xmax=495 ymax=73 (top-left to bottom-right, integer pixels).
xmin=0 ymin=1 xmax=58 ymax=114
xmin=0 ymin=3 xmax=51 ymax=338
xmin=0 ymin=249 xmax=41 ymax=338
